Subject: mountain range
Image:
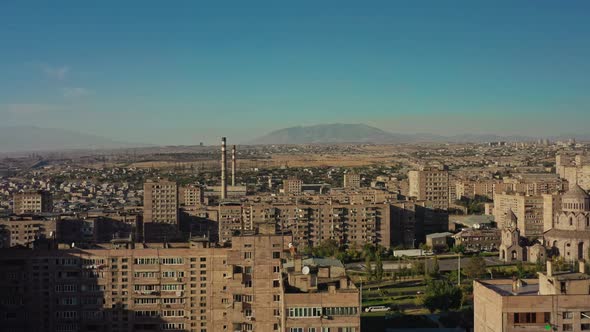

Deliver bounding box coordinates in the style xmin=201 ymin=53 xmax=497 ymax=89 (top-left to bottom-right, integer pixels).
xmin=0 ymin=126 xmax=144 ymax=153
xmin=0 ymin=124 xmax=587 ymax=153
xmin=249 ymin=123 xmax=547 ymax=145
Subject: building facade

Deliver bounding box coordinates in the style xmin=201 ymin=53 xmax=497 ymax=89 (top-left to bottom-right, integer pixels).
xmin=0 ymin=230 xmax=359 ymax=332
xmin=283 ymin=179 xmax=303 ymax=195
xmin=13 ymin=190 xmax=53 ymax=215
xmin=408 ymin=166 xmax=449 ymax=210
xmin=474 ymin=261 xmax=590 ymax=332
xmin=493 ymin=192 xmax=545 ymax=238
xmin=343 ymin=173 xmax=361 ymax=189
xmin=143 ymin=179 xmax=179 ymax=242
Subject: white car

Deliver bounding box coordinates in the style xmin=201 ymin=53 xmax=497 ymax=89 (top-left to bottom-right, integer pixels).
xmin=364 ymin=306 xmax=391 ymax=312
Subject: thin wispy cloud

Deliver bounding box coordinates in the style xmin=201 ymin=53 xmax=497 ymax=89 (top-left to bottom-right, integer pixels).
xmin=42 ymin=64 xmax=70 ymax=80
xmin=3 ymin=103 xmax=62 ymax=114
xmin=62 ymin=87 xmax=92 ymax=98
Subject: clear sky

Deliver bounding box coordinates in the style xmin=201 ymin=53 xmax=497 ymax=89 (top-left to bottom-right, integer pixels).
xmin=1 ymin=1 xmax=589 ymax=144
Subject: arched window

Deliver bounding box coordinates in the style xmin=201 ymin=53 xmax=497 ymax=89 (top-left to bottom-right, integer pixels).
xmin=570 ymin=217 xmax=574 ymax=226
xmin=587 ymin=216 xmax=590 ymax=227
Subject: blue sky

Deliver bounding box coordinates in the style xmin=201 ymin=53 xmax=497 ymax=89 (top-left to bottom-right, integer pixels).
xmin=1 ymin=1 xmax=589 ymax=144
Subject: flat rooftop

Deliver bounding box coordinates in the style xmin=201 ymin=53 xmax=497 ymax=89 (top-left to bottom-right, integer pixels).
xmin=479 ymin=279 xmax=539 ymax=296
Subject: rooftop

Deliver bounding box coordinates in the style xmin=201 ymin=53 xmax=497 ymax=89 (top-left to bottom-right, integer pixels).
xmin=480 ymin=279 xmax=539 ymax=296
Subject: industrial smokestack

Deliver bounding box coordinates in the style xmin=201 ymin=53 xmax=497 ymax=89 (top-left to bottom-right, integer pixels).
xmin=221 ymin=137 xmax=227 ymax=200
xmin=232 ymin=145 xmax=236 ymax=187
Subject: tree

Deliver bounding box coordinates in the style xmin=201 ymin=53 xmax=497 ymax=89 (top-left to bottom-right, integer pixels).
xmin=515 ymin=261 xmax=527 ymax=279
xmin=420 ymin=280 xmax=462 ymax=313
xmin=413 ymin=260 xmax=425 ymax=275
xmin=362 ymin=244 xmax=376 ymax=260
xmin=430 ymin=257 xmax=440 ymax=278
xmin=365 ymin=255 xmax=373 ymax=280
xmin=375 ymin=254 xmax=384 ymax=281
xmin=464 ymin=255 xmax=487 ymax=280
xmin=312 ymin=239 xmax=340 ymax=257
xmin=451 ymin=244 xmax=466 ymax=255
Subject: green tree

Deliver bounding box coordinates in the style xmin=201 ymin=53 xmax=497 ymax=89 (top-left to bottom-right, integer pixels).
xmin=464 ymin=255 xmax=487 ymax=280
xmin=451 ymin=244 xmax=466 ymax=255
xmin=516 ymin=261 xmax=527 ymax=279
xmin=420 ymin=280 xmax=463 ymax=313
xmin=365 ymin=255 xmax=373 ymax=280
xmin=375 ymin=254 xmax=384 ymax=281
xmin=312 ymin=239 xmax=340 ymax=257
xmin=430 ymin=257 xmax=440 ymax=278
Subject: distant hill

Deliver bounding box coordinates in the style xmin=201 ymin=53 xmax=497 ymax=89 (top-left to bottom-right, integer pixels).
xmin=0 ymin=126 xmax=146 ymax=153
xmin=249 ymin=124 xmax=409 ymax=144
xmin=247 ymin=123 xmax=581 ymax=145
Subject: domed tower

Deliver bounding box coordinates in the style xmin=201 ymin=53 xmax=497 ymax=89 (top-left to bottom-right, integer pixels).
xmin=545 ymin=184 xmax=590 ymax=260
xmin=561 ymin=184 xmax=590 ymax=212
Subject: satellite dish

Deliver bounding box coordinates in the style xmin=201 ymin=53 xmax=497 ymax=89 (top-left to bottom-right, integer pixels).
xmin=302 ymin=266 xmax=310 ymax=275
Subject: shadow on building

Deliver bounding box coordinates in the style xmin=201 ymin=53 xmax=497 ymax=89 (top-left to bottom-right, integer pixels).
xmin=0 ymin=239 xmax=189 ymax=332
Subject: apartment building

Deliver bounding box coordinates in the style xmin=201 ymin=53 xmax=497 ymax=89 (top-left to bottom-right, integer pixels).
xmin=240 ymin=202 xmax=392 ymax=249
xmin=12 ymin=190 xmax=52 ymax=215
xmin=283 ymin=179 xmax=303 ymax=195
xmin=283 ymin=257 xmax=360 ymax=332
xmin=557 ymin=154 xmax=590 ymax=191
xmin=179 ymin=185 xmax=204 ymax=208
xmin=493 ymin=192 xmax=545 ymax=238
xmin=218 ymin=202 xmax=244 ymax=244
xmin=343 ymin=172 xmax=361 ymax=189
xmin=143 ymin=179 xmax=179 ymax=242
xmin=474 ymin=261 xmax=590 ymax=332
xmin=0 ymin=216 xmax=57 ymax=247
xmin=408 ymin=166 xmax=449 ymax=210
xmin=0 ymin=228 xmax=359 ymax=332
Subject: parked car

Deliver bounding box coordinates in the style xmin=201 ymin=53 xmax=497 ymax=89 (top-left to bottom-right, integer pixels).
xmin=364 ymin=306 xmax=391 ymax=312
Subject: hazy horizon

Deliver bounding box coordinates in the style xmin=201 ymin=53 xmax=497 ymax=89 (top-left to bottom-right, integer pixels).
xmin=2 ymin=1 xmax=590 ymax=145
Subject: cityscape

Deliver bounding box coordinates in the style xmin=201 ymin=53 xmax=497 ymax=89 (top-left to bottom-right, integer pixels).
xmin=2 ymin=2 xmax=590 ymax=332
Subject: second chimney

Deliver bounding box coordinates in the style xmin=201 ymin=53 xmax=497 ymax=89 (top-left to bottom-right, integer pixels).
xmin=231 ymin=145 xmax=236 ymax=187
xmin=221 ymin=137 xmax=227 ymax=200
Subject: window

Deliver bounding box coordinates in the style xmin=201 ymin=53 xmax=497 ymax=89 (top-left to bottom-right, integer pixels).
xmin=323 ymin=307 xmax=359 ymax=316
xmin=273 ymin=280 xmax=280 ymax=287
xmin=563 ymin=324 xmax=573 ymax=331
xmin=273 ymin=251 xmax=281 ymax=259
xmin=273 ymin=266 xmax=280 ymax=273
xmin=244 ymin=252 xmax=252 ymax=259
xmin=287 ymin=307 xmax=322 ymax=318
xmin=289 ymin=328 xmax=303 ymax=332
xmin=273 ymin=295 xmax=281 ymax=302
xmin=162 ymin=323 xmax=185 ymax=330
xmin=582 ymin=324 xmax=590 ymax=331
xmin=563 ymin=312 xmax=574 ymax=319
xmin=160 ymin=258 xmax=184 ymax=265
